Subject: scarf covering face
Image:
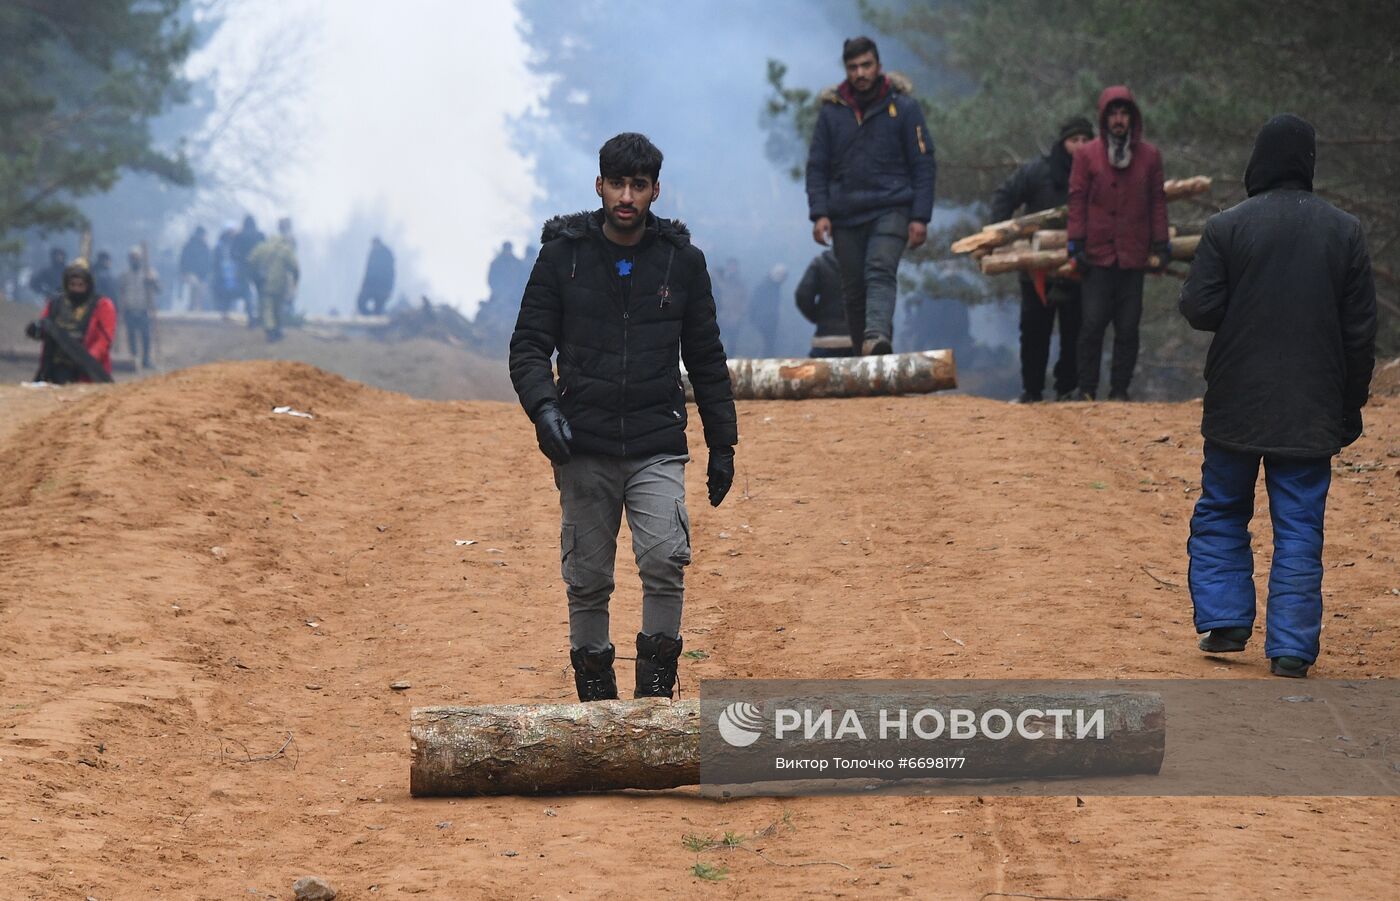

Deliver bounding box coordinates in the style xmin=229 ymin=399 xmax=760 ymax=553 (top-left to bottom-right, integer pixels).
xmin=1109 ymin=132 xmax=1133 ymax=169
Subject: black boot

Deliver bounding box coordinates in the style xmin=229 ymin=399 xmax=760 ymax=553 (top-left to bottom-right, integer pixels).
xmin=1270 ymin=656 xmax=1310 ymax=679
xmin=570 ymin=645 xmax=618 ymax=701
xmin=634 ymin=632 xmax=683 ymax=699
xmin=1198 ymin=627 xmax=1251 ymax=653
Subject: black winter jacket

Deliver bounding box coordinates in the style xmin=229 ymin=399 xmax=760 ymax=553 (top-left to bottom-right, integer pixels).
xmin=509 ymin=210 xmax=738 ymax=458
xmin=990 ymin=145 xmax=1073 ymax=223
xmin=806 ymin=73 xmax=936 ymax=228
xmin=1179 ymin=116 xmax=1376 ymax=458
xmin=794 ymin=250 xmax=850 ymax=346
xmin=990 ymin=144 xmax=1074 ymax=284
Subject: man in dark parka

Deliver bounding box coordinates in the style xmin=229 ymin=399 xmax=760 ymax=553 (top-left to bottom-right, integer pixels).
xmin=1179 ymin=114 xmax=1376 ymax=678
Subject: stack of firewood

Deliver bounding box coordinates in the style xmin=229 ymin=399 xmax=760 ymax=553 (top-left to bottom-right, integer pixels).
xmin=951 ymin=176 xmax=1211 ymax=277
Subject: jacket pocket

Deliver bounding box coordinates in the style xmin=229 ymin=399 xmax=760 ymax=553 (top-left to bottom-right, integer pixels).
xmin=670 ymin=497 xmax=692 ymax=565
xmin=560 ymin=523 xmax=577 ymax=582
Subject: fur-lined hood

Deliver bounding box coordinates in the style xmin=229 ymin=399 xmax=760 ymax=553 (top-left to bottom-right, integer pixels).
xmin=818 ymin=71 xmax=914 ymax=105
xmin=540 ymin=209 xmax=691 ymax=248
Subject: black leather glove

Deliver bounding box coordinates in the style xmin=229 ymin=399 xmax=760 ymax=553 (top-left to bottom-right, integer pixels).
xmin=1066 ymin=238 xmax=1089 ymax=273
xmin=1342 ymin=408 xmax=1364 ymax=446
xmin=707 ymin=446 xmax=735 ymax=507
xmin=25 ymin=320 xmax=43 ymax=340
xmin=1149 ymin=240 xmax=1172 ymax=273
xmin=532 ymin=401 xmax=573 ymax=464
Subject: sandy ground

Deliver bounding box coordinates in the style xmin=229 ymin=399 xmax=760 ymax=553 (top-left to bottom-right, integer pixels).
xmin=1 ymin=360 xmax=1398 ymax=900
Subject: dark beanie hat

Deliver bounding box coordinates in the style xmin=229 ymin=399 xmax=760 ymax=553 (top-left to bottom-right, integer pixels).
xmin=1244 ymin=113 xmax=1315 ymax=197
xmin=1058 ymin=116 xmax=1095 ymax=143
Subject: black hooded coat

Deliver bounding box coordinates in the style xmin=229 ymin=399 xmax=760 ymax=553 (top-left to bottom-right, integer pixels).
xmin=1179 ymin=114 xmax=1377 ymax=458
xmin=509 ymin=210 xmax=737 ymax=458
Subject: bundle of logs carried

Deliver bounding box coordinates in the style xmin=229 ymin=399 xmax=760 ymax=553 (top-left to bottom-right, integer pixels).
xmin=951 ymin=176 xmax=1212 ymax=278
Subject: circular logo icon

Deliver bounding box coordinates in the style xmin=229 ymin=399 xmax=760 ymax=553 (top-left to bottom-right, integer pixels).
xmin=717 ymin=701 xmax=764 ymax=748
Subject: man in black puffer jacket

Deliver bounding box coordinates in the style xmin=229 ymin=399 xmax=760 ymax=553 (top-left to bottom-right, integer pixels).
xmin=1179 ymin=114 xmax=1376 ymax=679
xmin=510 ymin=132 xmax=738 ymax=702
xmin=991 ymin=117 xmax=1095 ymax=402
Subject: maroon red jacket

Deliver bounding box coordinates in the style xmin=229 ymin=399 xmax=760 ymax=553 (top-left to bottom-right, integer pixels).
xmin=1067 ymin=86 xmax=1169 ymax=269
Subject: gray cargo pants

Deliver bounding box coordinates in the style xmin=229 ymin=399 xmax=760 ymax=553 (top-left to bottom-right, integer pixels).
xmin=555 ymin=453 xmax=691 ymax=653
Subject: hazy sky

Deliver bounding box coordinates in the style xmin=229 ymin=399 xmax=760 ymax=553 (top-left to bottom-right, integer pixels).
xmin=191 ymin=0 xmax=544 ymax=313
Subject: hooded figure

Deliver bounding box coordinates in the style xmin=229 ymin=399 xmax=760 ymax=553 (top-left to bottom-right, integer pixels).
xmin=26 ymin=261 xmax=117 ymax=383
xmin=991 ymin=115 xmax=1096 ymax=402
xmin=1178 ymin=114 xmax=1377 ymax=678
xmin=1064 ymin=85 xmax=1170 ymax=401
xmin=1067 ymin=86 xmax=1169 ymax=271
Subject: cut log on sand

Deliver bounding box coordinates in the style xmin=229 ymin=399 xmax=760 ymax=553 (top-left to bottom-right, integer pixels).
xmin=684 ymin=349 xmax=958 ymax=401
xmin=411 ymin=699 xmax=700 ymax=796
xmin=409 ymin=691 xmax=1166 ymax=796
xmin=951 ymin=176 xmax=1212 ymax=256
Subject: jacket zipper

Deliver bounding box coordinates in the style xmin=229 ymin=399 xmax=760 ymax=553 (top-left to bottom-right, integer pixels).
xmin=621 ymin=308 xmax=628 ymax=455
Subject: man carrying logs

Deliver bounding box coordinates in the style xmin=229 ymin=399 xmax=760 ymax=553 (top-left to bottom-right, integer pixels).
xmin=991 ymin=116 xmax=1095 ymax=403
xmin=806 ymin=36 xmax=936 ymax=356
xmin=1066 ymin=86 xmax=1169 ymax=401
xmin=509 ymin=132 xmax=738 ymax=702
xmin=1179 ymin=115 xmax=1376 ymax=679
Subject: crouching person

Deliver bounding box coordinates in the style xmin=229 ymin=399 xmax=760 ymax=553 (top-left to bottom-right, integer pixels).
xmin=509 ymin=132 xmax=738 ymax=701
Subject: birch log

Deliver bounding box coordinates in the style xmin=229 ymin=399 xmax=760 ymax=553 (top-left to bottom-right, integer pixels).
xmin=690 ymin=349 xmax=957 ymax=401
xmin=409 ymin=691 xmax=1166 ymax=796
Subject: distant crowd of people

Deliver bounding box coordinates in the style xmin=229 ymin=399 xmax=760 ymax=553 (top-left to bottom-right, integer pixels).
xmin=175 ymin=214 xmax=301 ymax=341
xmin=18 ymin=214 xmax=310 ymax=383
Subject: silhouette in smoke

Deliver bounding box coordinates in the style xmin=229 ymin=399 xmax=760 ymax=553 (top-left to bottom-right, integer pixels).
xmin=474 ymin=241 xmax=531 ymax=353
xmin=211 ymin=222 xmax=244 ymax=317
xmin=356 ymin=236 xmax=397 ymax=315
xmin=248 ymin=217 xmax=299 ymax=342
xmin=92 ymin=251 xmax=117 ymax=311
xmin=713 ymin=258 xmax=760 ymax=357
xmin=232 ymin=215 xmax=265 ymax=327
xmin=29 ymin=247 xmax=68 ymax=301
xmin=178 ymin=225 xmax=213 ymax=311
xmin=748 ymin=263 xmax=788 ymax=358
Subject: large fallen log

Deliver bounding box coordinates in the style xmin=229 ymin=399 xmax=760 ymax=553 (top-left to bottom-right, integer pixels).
xmin=411 ymin=699 xmax=700 ymax=796
xmin=409 ymin=691 xmax=1166 ymax=796
xmin=684 ymin=349 xmax=957 ymax=400
xmin=951 ymin=176 xmax=1212 ymax=256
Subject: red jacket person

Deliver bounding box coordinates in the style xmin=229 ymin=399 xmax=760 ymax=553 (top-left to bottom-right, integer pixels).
xmin=1066 ymin=85 xmax=1169 ymax=401
xmin=26 ymin=260 xmax=117 ymax=384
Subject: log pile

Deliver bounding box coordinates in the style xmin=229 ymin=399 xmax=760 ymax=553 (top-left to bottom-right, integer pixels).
xmin=951 ymin=176 xmax=1211 ymax=276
